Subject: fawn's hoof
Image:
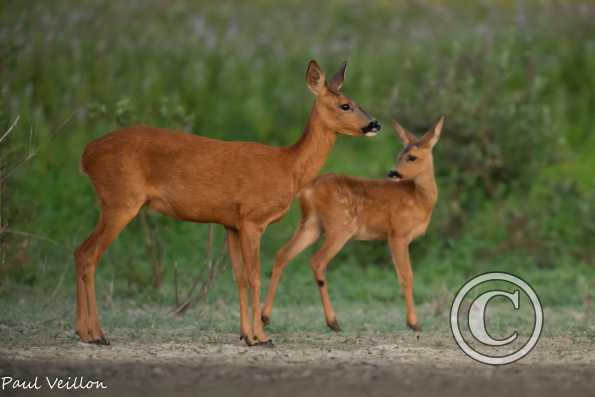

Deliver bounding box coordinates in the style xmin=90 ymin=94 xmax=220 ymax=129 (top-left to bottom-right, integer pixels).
xmin=407 ymin=322 xmax=422 ymax=332
xmin=327 ymin=319 xmax=341 ymax=332
xmin=261 ymin=315 xmax=270 ymax=326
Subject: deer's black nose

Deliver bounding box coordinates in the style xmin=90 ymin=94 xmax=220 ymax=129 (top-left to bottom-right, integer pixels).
xmin=387 ymin=170 xmax=402 ymax=179
xmin=362 ymin=120 xmax=381 ymax=135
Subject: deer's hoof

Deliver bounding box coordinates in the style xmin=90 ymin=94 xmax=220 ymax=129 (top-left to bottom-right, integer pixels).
xmin=256 ymin=339 xmax=275 ymax=348
xmin=407 ymin=322 xmax=422 ymax=332
xmin=89 ymin=336 xmax=110 ymax=346
xmin=327 ymin=319 xmax=341 ymax=332
xmin=240 ymin=334 xmax=258 ymax=346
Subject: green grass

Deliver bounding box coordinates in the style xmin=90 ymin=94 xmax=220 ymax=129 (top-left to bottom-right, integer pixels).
xmin=0 ymin=284 xmax=592 ymax=344
xmin=0 ymin=0 xmax=594 ymax=327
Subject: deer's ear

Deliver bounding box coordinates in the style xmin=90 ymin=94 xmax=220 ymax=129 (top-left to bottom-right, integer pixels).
xmin=392 ymin=120 xmax=418 ymax=145
xmin=306 ymin=60 xmax=326 ymax=96
xmin=328 ymin=61 xmax=347 ymax=92
xmin=419 ymin=115 xmax=445 ymax=149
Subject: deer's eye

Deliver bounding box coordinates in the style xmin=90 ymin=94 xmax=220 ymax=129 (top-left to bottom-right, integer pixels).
xmin=339 ymin=103 xmax=352 ymax=111
xmin=407 ymin=155 xmax=418 ymax=162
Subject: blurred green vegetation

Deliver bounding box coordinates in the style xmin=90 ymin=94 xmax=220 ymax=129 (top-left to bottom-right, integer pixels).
xmin=0 ymin=0 xmax=593 ymax=321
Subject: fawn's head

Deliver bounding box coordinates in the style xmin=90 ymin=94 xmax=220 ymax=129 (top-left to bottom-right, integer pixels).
xmin=306 ymin=60 xmax=381 ymax=136
xmin=387 ymin=115 xmax=445 ymax=181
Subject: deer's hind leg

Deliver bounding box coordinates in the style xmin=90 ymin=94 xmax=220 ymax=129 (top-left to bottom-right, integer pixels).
xmin=262 ymin=218 xmax=321 ymax=326
xmin=74 ymin=198 xmax=143 ymax=344
xmin=227 ymin=228 xmax=253 ymax=344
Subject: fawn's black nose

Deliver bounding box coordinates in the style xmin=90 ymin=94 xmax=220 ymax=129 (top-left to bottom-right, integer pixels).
xmin=387 ymin=170 xmax=402 ymax=179
xmin=362 ymin=120 xmax=382 ymax=135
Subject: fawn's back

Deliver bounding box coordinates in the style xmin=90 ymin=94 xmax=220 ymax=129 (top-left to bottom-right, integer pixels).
xmin=299 ymin=173 xmax=433 ymax=243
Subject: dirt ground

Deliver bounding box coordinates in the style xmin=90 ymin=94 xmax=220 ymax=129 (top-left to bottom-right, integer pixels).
xmin=1 ymin=329 xmax=594 ymax=397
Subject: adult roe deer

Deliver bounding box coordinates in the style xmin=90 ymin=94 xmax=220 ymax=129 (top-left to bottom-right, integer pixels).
xmin=262 ymin=116 xmax=445 ymax=332
xmin=74 ymin=60 xmax=381 ymax=346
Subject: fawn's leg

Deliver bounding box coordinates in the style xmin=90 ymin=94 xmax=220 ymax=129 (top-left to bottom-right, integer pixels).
xmin=238 ymin=222 xmax=271 ymax=345
xmin=74 ymin=205 xmax=140 ymax=344
xmin=310 ymin=233 xmax=350 ymax=332
xmin=388 ymin=237 xmax=419 ymax=331
xmin=226 ymin=228 xmax=253 ymax=344
xmin=262 ymin=219 xmax=320 ymax=325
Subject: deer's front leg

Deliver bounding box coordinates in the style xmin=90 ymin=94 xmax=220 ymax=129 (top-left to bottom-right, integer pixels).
xmin=388 ymin=237 xmax=420 ymax=331
xmin=239 ymin=222 xmax=272 ymax=346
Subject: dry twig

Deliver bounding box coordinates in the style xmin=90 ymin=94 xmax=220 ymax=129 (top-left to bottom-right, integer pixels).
xmin=140 ymin=210 xmax=164 ymax=289
xmin=0 ymin=115 xmax=20 ymax=145
xmin=169 ymin=224 xmax=227 ymax=316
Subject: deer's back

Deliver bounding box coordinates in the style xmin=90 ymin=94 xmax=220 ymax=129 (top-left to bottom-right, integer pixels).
xmin=80 ymin=125 xmax=296 ymax=227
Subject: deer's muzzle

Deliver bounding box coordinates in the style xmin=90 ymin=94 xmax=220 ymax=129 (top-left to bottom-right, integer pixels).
xmin=362 ymin=120 xmax=382 ymax=136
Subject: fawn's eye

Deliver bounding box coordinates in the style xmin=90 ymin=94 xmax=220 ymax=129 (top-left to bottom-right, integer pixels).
xmin=339 ymin=103 xmax=352 ymax=111
xmin=407 ymin=155 xmax=418 ymax=162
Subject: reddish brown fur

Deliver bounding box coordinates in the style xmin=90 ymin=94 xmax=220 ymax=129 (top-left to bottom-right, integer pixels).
xmin=262 ymin=116 xmax=445 ymax=332
xmin=73 ymin=60 xmax=380 ymax=346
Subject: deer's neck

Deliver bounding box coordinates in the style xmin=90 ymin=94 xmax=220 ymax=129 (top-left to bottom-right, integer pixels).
xmin=412 ymin=169 xmax=438 ymax=214
xmin=289 ymin=105 xmax=337 ymax=189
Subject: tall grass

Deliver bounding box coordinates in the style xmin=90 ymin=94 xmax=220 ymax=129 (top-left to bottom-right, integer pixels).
xmin=0 ymin=1 xmax=593 ymax=309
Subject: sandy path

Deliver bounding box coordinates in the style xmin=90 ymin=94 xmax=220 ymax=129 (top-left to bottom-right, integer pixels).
xmin=1 ymin=332 xmax=593 ymax=396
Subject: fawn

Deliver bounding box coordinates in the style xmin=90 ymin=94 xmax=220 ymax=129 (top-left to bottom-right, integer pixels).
xmin=74 ymin=60 xmax=381 ymax=346
xmin=262 ymin=116 xmax=445 ymax=332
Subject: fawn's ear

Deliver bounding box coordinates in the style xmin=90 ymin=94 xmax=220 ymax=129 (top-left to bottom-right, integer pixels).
xmin=328 ymin=61 xmax=347 ymax=92
xmin=393 ymin=120 xmax=418 ymax=145
xmin=306 ymin=60 xmax=326 ymax=96
xmin=419 ymin=115 xmax=445 ymax=149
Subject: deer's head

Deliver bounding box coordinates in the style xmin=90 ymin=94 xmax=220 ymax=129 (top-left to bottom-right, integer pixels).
xmin=306 ymin=60 xmax=381 ymax=137
xmin=388 ymin=116 xmax=445 ymax=181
